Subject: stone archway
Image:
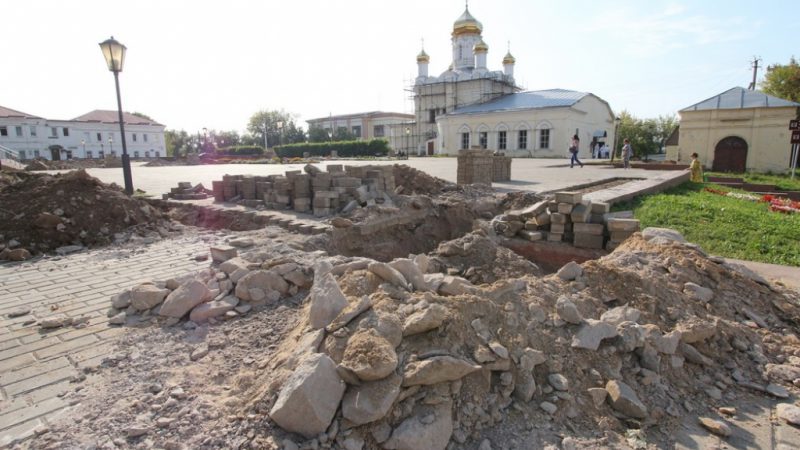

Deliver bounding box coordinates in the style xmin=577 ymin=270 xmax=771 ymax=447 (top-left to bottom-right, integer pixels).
xmin=713 ymin=136 xmax=748 ymax=173
xmin=49 ymin=145 xmax=63 ymax=161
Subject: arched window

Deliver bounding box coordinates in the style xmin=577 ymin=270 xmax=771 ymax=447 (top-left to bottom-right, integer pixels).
xmin=536 ymin=121 xmax=553 ymax=150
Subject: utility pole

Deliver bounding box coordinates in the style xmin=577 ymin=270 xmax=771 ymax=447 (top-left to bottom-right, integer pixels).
xmin=748 ymin=56 xmax=762 ymax=90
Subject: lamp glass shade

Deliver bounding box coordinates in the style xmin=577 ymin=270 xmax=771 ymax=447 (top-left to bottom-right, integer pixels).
xmin=99 ymin=37 xmax=126 ymax=72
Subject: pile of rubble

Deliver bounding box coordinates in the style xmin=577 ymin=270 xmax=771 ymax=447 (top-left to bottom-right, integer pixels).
xmin=211 ymin=165 xmax=396 ymax=217
xmin=227 ymin=227 xmax=800 ymax=450
xmin=492 ymin=191 xmax=640 ymax=250
xmin=163 ymin=182 xmax=212 ymax=200
xmin=0 ymin=169 xmax=178 ymax=260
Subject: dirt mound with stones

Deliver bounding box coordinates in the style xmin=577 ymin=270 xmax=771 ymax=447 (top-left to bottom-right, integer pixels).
xmin=25 ymin=158 xmax=117 ymax=171
xmin=392 ymin=165 xmax=452 ymax=196
xmin=19 ymin=226 xmax=800 ymax=450
xmin=248 ymin=228 xmax=800 ymax=450
xmin=0 ymin=170 xmax=176 ymax=260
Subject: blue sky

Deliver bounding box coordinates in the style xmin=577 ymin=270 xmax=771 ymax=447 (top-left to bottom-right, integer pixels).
xmin=1 ymin=0 xmax=796 ymax=133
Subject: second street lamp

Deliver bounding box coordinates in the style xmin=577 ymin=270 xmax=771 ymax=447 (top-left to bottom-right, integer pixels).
xmin=99 ymin=36 xmax=134 ymax=195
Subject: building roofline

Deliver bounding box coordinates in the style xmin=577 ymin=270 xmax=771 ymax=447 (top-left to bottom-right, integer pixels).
xmin=0 ymin=105 xmax=43 ymax=119
xmin=307 ymin=111 xmax=415 ymax=123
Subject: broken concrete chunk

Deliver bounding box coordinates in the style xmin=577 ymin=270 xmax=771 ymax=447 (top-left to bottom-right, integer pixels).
xmin=571 ymin=320 xmax=618 ymax=351
xmin=438 ymin=276 xmax=475 ymax=296
xmin=235 ymin=270 xmax=289 ymax=301
xmin=309 ymin=273 xmax=349 ymax=330
xmin=683 ymin=282 xmax=714 ymax=302
xmin=159 ymin=280 xmax=210 ymax=318
xmin=402 ymin=356 xmax=481 ymax=386
xmin=210 ymin=246 xmax=237 ymax=263
xmin=341 ymin=373 xmax=402 ymax=426
xmin=556 ymin=261 xmax=582 ymax=281
xmin=605 ymin=379 xmax=647 ymax=419
xmin=388 ymin=258 xmax=430 ymax=292
xmin=189 ymin=295 xmax=239 ymax=322
xmin=556 ymin=296 xmax=583 ymax=324
xmin=130 ymin=284 xmax=170 ymax=311
xmin=383 ymin=404 xmax=453 ymax=450
xmin=403 ymin=304 xmax=448 ymax=336
xmin=327 ymin=295 xmax=372 ymax=332
xmin=600 ymin=305 xmax=641 ymax=326
xmin=111 ymin=289 xmax=132 ymax=309
xmin=269 ymin=353 xmax=345 ymax=438
xmin=368 ymin=262 xmax=410 ymax=291
xmin=676 ymin=319 xmax=717 ymax=343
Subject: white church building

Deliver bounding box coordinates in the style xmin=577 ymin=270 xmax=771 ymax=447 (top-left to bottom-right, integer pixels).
xmin=412 ymin=6 xmax=616 ymax=157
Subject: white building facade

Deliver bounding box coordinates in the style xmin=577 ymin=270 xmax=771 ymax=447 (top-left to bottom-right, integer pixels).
xmin=0 ymin=105 xmax=166 ymax=161
xmin=411 ymin=6 xmax=615 ymax=157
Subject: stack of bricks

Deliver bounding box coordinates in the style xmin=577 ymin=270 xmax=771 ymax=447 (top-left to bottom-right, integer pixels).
xmin=503 ymin=191 xmax=641 ymax=251
xmin=606 ymin=217 xmax=641 ymax=250
xmin=211 ymin=181 xmax=224 ymax=202
xmin=164 ymin=182 xmax=210 ymax=200
xmin=492 ymin=155 xmax=512 ymax=181
xmin=457 ymin=148 xmax=494 ymax=185
xmin=212 ymin=163 xmax=396 ymax=217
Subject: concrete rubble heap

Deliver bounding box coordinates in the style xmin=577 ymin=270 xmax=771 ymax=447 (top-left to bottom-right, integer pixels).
xmin=163 ymin=181 xmax=212 ymax=200
xmin=213 ymin=164 xmax=396 ymax=217
xmin=240 ymin=227 xmax=800 ymax=450
xmin=492 ymin=191 xmax=641 ymax=250
xmin=457 ymin=148 xmax=512 ymax=185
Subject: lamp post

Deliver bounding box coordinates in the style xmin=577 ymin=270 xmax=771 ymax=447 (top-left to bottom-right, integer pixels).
xmin=276 ymin=121 xmax=284 ymax=147
xmin=263 ymin=120 xmax=269 ymax=151
xmin=99 ymin=36 xmax=133 ymax=195
xmin=108 ymin=136 xmax=114 ymax=156
xmin=610 ymin=116 xmax=621 ymax=163
xmin=405 ymin=126 xmax=411 ymax=157
xmin=81 ymin=139 xmax=86 ymax=158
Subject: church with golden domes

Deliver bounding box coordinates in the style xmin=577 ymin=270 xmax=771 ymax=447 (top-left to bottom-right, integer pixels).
xmin=411 ymin=5 xmax=616 ymax=158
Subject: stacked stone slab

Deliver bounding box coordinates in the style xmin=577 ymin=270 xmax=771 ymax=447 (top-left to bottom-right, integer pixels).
xmin=606 ymin=218 xmax=641 ymax=250
xmin=457 ymin=148 xmax=494 ymax=185
xmin=212 ymin=164 xmax=396 ymax=217
xmin=500 ymin=191 xmax=641 ymax=251
xmin=163 ymin=181 xmax=210 ymax=200
xmin=492 ymin=155 xmax=512 ymax=181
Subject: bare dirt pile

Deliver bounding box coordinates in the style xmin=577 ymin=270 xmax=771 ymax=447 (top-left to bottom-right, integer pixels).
xmin=0 ymin=169 xmax=177 ymax=260
xmin=392 ymin=165 xmax=452 ymax=195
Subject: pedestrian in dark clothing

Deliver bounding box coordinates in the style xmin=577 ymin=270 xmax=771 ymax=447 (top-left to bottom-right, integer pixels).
xmin=569 ymin=134 xmax=583 ymax=168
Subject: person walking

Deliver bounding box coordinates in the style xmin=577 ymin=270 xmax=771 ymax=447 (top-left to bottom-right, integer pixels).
xmin=688 ymin=152 xmax=703 ymax=182
xmin=621 ymin=138 xmax=632 ymax=169
xmin=569 ymin=134 xmax=583 ymax=168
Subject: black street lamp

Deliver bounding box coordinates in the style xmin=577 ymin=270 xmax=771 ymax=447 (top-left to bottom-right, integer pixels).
xmin=108 ymin=136 xmax=114 ymax=155
xmin=610 ymin=116 xmax=621 ymax=163
xmin=99 ymin=36 xmax=133 ymax=195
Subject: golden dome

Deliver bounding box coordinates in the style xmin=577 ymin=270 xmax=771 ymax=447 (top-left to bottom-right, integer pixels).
xmin=473 ymin=39 xmax=488 ymax=53
xmin=503 ymin=51 xmax=516 ymax=65
xmin=452 ymin=7 xmax=483 ymax=37
xmin=416 ymin=49 xmax=430 ymax=63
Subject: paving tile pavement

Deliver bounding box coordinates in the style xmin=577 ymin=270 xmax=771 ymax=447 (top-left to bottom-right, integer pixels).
xmin=0 ymin=233 xmax=221 ymax=446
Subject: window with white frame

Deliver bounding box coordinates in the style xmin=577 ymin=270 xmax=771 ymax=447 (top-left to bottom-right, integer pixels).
xmin=15 ymin=126 xmax=23 ymax=137
xmin=133 ymin=151 xmax=139 ymax=158
xmin=498 ymin=131 xmax=507 ymax=150
xmin=374 ymin=125 xmax=385 ymax=137
xmin=461 ymin=132 xmax=470 ymax=149
xmin=96 ymin=132 xmax=102 ymax=141
xmin=0 ymin=126 xmax=7 ymax=137
xmin=479 ymin=132 xmax=488 ymax=149
xmin=30 ymin=126 xmax=37 ymax=137
xmin=518 ymin=130 xmax=528 ymax=149
xmin=86 ymin=151 xmax=93 ymax=159
xmin=18 ymin=150 xmax=26 ymax=159
xmin=50 ymin=127 xmax=58 ymax=137
xmin=132 ymin=133 xmax=138 ymax=142
xmin=352 ymin=126 xmax=361 ymax=138
xmin=539 ymin=128 xmax=551 ymax=149
xmin=143 ymin=134 xmax=148 ymax=142
xmin=63 ymin=127 xmax=69 ymax=137
xmin=34 ymin=150 xmax=40 ymax=158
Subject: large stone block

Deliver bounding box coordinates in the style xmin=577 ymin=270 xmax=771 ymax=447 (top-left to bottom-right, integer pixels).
xmin=570 ymin=202 xmax=592 ymax=223
xmin=159 ymin=280 xmax=211 ymax=318
xmin=130 ymin=284 xmax=170 ymax=311
xmin=557 ymin=203 xmax=573 ymax=214
xmin=591 ymin=202 xmax=610 ymax=214
xmin=606 ymin=218 xmax=641 ymax=232
xmin=309 ymin=273 xmax=349 ymax=329
xmin=550 ymin=213 xmax=568 ymax=225
xmin=573 ymin=222 xmax=604 ymax=235
xmin=342 ymin=373 xmax=402 ymax=426
xmin=555 ymin=191 xmax=582 ymax=204
xmin=573 ymin=233 xmax=605 ymax=249
xmin=269 ymin=353 xmax=345 ymax=438
xmin=210 ymin=246 xmax=237 ymax=263
xmin=605 ymin=380 xmax=648 ymax=419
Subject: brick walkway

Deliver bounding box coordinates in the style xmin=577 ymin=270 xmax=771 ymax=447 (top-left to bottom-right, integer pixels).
xmin=0 ymin=234 xmax=220 ymax=446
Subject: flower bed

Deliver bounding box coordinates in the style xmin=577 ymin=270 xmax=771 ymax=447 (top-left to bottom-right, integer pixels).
xmin=704 ymin=187 xmax=800 ymax=214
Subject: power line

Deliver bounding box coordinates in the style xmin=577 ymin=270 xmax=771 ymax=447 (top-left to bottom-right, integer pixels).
xmin=748 ymin=56 xmax=762 ymax=90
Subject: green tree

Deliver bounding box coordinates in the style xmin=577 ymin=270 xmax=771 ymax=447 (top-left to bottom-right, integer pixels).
xmin=615 ymin=111 xmax=677 ymax=160
xmin=164 ymin=129 xmax=193 ymax=156
xmin=308 ymin=126 xmax=331 ymax=143
xmin=760 ymin=57 xmax=800 ymax=103
xmin=246 ymin=109 xmax=307 ymax=148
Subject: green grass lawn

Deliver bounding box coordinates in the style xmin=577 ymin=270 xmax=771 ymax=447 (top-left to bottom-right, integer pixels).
xmin=613 ymin=182 xmax=800 ymax=266
xmin=705 ymin=171 xmax=800 ymax=191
